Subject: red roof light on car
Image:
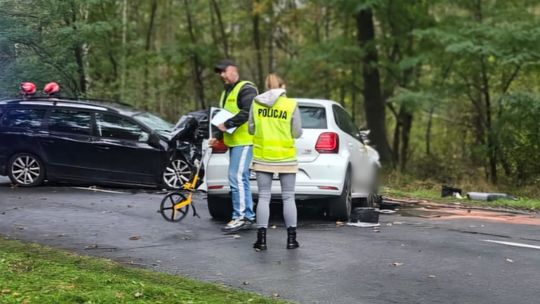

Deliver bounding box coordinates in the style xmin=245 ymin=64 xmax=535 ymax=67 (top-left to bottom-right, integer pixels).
xmin=20 ymin=82 xmax=37 ymax=96
xmin=43 ymin=82 xmax=60 ymax=96
xmin=315 ymin=132 xmax=339 ymax=153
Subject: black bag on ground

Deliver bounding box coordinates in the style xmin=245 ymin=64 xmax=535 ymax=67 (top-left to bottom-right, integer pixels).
xmin=441 ymin=185 xmax=462 ymax=198
xmin=350 ymin=207 xmax=379 ymax=223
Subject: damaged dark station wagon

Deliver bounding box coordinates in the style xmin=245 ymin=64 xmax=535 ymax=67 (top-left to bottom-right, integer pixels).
xmin=0 ymin=97 xmax=201 ymax=189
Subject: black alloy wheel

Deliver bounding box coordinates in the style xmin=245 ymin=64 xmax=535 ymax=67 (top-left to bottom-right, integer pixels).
xmin=162 ymin=158 xmax=192 ymax=189
xmin=8 ymin=153 xmax=45 ymax=187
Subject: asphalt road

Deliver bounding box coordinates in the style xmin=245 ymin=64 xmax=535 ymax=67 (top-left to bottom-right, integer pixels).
xmin=1 ymin=177 xmax=539 ymax=304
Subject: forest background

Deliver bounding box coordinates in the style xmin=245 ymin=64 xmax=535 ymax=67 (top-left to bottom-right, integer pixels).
xmin=1 ymin=0 xmax=540 ymax=196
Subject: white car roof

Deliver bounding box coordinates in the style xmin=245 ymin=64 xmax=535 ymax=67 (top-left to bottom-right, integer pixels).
xmin=294 ymin=98 xmax=340 ymax=108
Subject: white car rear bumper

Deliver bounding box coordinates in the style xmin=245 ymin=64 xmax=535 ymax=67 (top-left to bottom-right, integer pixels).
xmin=205 ymin=153 xmax=369 ymax=200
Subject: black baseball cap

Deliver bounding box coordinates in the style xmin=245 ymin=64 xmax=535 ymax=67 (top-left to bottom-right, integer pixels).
xmin=214 ymin=59 xmax=237 ymax=73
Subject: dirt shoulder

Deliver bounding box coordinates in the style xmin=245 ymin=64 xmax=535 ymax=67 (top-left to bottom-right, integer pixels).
xmin=383 ymin=195 xmax=540 ymax=226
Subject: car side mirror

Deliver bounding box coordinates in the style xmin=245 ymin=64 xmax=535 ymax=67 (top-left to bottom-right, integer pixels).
xmin=148 ymin=132 xmax=162 ymax=148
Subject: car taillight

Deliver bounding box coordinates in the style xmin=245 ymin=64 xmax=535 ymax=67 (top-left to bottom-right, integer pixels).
xmin=315 ymin=132 xmax=339 ymax=153
xmin=212 ymin=139 xmax=228 ymax=154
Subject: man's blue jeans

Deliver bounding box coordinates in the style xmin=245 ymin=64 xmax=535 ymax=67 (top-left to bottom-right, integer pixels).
xmin=228 ymin=145 xmax=255 ymax=220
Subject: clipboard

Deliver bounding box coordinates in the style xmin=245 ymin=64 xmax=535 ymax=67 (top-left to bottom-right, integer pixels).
xmin=210 ymin=107 xmax=237 ymax=134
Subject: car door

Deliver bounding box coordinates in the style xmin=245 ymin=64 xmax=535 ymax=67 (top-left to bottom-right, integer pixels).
xmin=92 ymin=112 xmax=165 ymax=185
xmin=0 ymin=106 xmax=48 ymax=169
xmin=332 ymin=105 xmax=368 ymax=193
xmin=41 ymin=108 xmax=99 ymax=179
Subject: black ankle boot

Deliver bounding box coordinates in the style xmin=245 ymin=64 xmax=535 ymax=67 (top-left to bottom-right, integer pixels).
xmin=286 ymin=227 xmax=299 ymax=249
xmin=253 ymin=227 xmax=267 ymax=250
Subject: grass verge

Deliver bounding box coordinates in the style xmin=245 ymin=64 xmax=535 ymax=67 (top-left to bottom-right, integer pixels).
xmin=382 ymin=186 xmax=540 ymax=211
xmin=0 ymin=236 xmax=286 ymax=304
xmin=381 ymin=171 xmax=540 ymax=211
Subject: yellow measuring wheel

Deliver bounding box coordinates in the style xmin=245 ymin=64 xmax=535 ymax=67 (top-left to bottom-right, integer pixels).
xmin=159 ymin=191 xmax=195 ymax=222
xmin=159 ymin=147 xmax=210 ymax=223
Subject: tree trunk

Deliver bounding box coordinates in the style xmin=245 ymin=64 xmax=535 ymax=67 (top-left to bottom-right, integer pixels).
xmin=252 ymin=0 xmax=264 ymax=90
xmin=184 ymin=0 xmax=206 ymax=109
xmin=210 ymin=0 xmax=229 ymax=58
xmin=66 ymin=1 xmax=86 ymax=96
xmin=267 ymin=2 xmax=275 ymax=73
xmin=73 ymin=44 xmax=86 ymax=96
xmin=480 ymin=56 xmax=497 ymax=183
xmin=323 ymin=5 xmax=331 ymax=99
xmin=474 ymin=0 xmax=497 ymax=183
xmin=120 ymin=0 xmax=128 ymax=101
xmin=399 ymin=109 xmax=413 ymax=171
xmin=426 ymin=107 xmax=434 ymax=156
xmin=355 ymin=8 xmax=393 ymax=165
xmin=392 ymin=117 xmax=400 ymax=165
xmin=143 ymin=0 xmax=157 ymax=110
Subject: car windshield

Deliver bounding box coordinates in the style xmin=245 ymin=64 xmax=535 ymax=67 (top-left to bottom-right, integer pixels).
xmin=132 ymin=112 xmax=173 ymax=135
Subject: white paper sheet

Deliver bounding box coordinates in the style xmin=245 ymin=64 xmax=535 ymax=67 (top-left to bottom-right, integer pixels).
xmin=210 ymin=108 xmax=237 ymax=134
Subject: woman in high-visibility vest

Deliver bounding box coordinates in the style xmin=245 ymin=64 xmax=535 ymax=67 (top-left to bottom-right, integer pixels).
xmin=248 ymin=74 xmax=303 ymax=250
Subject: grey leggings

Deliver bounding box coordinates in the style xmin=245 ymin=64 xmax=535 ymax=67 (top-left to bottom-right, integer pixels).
xmin=255 ymin=171 xmax=297 ymax=228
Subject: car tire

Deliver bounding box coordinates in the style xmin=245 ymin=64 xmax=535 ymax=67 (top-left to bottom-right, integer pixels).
xmin=162 ymin=157 xmax=192 ymax=190
xmin=8 ymin=153 xmax=45 ymax=187
xmin=328 ymin=168 xmax=352 ymax=221
xmin=207 ymin=195 xmax=233 ymax=221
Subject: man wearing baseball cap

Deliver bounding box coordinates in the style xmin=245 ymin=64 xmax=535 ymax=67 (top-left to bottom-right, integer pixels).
xmin=210 ymin=59 xmax=258 ymax=233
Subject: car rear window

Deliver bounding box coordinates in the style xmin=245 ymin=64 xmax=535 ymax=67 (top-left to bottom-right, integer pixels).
xmin=2 ymin=108 xmax=46 ymax=129
xmin=299 ymin=106 xmax=327 ymax=129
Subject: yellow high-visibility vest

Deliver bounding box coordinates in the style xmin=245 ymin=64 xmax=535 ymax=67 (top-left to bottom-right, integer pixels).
xmin=219 ymin=81 xmax=254 ymax=147
xmin=252 ymin=96 xmax=297 ymax=162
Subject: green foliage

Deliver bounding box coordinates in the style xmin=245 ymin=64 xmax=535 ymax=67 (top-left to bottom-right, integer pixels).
xmin=496 ymin=92 xmax=540 ymax=183
xmin=1 ymin=0 xmax=540 ymax=188
xmin=388 ymin=88 xmax=438 ymax=112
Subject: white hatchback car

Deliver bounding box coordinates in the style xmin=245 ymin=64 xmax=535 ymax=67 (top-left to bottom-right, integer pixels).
xmin=205 ymin=98 xmax=380 ymax=220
